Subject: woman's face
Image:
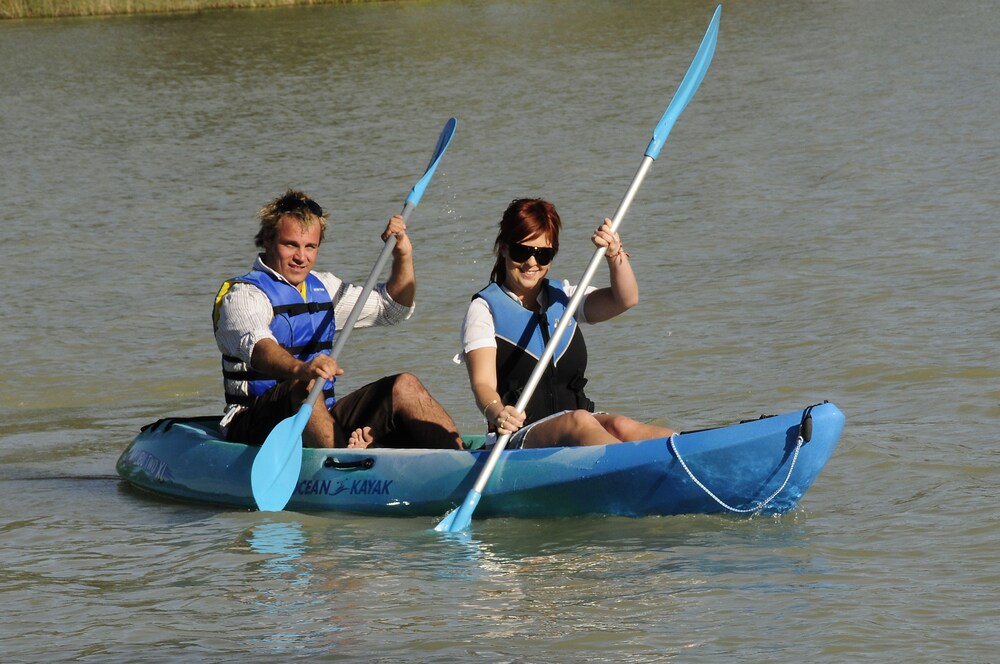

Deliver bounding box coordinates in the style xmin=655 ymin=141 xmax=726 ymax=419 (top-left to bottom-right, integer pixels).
xmin=502 ymin=231 xmax=556 ymax=295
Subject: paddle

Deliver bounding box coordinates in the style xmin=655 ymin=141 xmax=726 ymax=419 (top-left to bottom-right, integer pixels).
xmin=251 ymin=117 xmax=458 ymax=512
xmin=434 ymin=6 xmax=721 ymax=533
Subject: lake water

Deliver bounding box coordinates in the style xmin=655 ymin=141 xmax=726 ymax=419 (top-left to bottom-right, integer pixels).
xmin=1 ymin=0 xmax=997 ymax=661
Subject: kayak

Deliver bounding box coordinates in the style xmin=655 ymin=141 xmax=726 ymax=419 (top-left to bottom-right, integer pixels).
xmin=117 ymin=401 xmax=843 ymax=517
xmin=116 ymin=401 xmax=844 ymax=518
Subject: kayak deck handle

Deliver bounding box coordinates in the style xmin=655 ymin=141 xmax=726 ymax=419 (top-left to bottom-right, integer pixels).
xmin=323 ymin=457 xmax=375 ymax=471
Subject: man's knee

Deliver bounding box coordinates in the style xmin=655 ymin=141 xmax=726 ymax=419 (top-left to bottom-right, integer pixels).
xmin=390 ymin=373 xmax=433 ymax=407
xmin=391 ymin=372 xmax=423 ymax=392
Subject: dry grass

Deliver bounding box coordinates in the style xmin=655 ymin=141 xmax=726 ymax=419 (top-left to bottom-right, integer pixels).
xmin=1 ymin=0 xmax=379 ymax=19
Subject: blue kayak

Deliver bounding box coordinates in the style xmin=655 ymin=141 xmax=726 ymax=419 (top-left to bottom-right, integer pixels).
xmin=116 ymin=401 xmax=844 ymax=518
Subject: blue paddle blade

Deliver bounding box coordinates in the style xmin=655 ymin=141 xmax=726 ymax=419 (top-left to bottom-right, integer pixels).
xmin=406 ymin=117 xmax=457 ymax=207
xmin=645 ymin=4 xmax=721 ymax=160
xmin=433 ymin=489 xmax=482 ymax=532
xmin=250 ymin=403 xmax=313 ymax=511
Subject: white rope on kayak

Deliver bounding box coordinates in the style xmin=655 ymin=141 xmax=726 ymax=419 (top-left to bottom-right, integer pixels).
xmin=668 ymin=433 xmax=803 ymax=515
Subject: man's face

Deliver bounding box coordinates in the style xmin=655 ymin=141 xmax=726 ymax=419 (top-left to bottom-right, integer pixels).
xmin=262 ymin=214 xmax=322 ymax=287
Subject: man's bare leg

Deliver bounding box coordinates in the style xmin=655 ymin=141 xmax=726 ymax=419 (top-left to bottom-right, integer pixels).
xmin=390 ymin=373 xmax=464 ymax=450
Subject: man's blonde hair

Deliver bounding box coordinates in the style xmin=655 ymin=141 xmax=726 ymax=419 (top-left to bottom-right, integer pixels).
xmin=255 ymin=189 xmax=328 ymax=248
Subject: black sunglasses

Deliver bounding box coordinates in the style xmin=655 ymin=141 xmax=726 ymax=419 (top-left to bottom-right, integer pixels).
xmin=508 ymin=242 xmax=556 ymax=266
xmin=276 ymin=197 xmax=324 ymax=218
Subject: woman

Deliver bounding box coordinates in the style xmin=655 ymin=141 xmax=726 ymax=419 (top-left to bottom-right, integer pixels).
xmin=460 ymin=198 xmax=675 ymax=448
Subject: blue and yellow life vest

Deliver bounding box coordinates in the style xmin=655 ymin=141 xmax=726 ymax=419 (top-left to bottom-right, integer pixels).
xmin=215 ymin=268 xmax=337 ymax=408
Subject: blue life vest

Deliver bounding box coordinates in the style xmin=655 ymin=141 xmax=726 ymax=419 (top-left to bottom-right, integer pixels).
xmin=216 ymin=268 xmax=337 ymax=408
xmin=476 ymin=280 xmax=593 ymax=427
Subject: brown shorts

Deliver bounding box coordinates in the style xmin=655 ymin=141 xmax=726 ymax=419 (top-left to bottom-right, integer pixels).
xmin=225 ymin=375 xmax=400 ymax=447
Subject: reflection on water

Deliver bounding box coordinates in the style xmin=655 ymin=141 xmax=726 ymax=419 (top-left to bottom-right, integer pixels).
xmin=243 ymin=520 xmax=316 ymax=652
xmin=246 ymin=520 xmax=309 ymax=580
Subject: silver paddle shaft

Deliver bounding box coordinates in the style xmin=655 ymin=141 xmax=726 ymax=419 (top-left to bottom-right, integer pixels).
xmin=302 ymin=200 xmax=415 ymax=407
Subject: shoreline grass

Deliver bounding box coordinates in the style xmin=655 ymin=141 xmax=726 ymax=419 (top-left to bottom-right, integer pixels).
xmin=1 ymin=0 xmax=382 ymax=19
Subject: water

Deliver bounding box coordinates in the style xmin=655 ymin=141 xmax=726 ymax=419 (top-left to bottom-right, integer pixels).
xmin=1 ymin=0 xmax=998 ymax=660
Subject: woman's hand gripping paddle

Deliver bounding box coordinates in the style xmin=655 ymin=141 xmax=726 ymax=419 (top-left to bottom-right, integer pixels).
xmin=434 ymin=6 xmax=722 ymax=533
xmin=251 ymin=117 xmax=458 ymax=512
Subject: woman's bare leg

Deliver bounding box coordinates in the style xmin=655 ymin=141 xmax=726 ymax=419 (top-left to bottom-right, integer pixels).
xmin=521 ymin=409 xmax=620 ymax=448
xmin=594 ymin=413 xmax=674 ymax=442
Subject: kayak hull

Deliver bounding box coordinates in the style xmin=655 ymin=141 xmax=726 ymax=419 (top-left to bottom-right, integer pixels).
xmin=116 ymin=402 xmax=844 ymax=518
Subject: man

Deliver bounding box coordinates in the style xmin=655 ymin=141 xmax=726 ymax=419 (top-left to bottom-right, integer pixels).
xmin=213 ymin=189 xmax=463 ymax=450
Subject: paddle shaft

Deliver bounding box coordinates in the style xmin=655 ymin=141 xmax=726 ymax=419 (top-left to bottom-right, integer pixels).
xmin=301 ymin=201 xmax=411 ymax=408
xmin=301 ymin=117 xmax=457 ymax=408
